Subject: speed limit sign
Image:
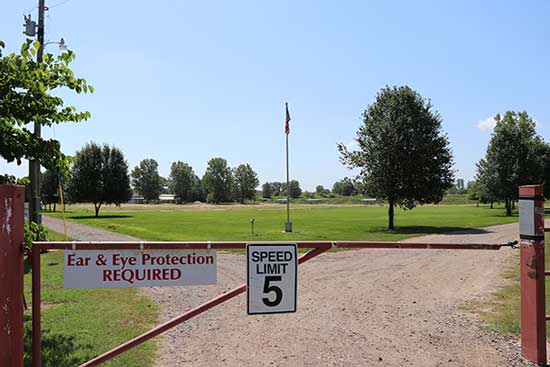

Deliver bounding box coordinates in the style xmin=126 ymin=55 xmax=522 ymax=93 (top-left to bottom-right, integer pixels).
xmin=246 ymin=244 xmax=297 ymax=315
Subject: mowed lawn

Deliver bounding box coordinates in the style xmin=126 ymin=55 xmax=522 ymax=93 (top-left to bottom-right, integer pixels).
xmin=48 ymin=203 xmax=518 ymax=242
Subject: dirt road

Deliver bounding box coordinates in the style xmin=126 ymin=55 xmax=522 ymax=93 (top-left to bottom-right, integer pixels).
xmin=44 ymin=216 xmax=543 ymax=366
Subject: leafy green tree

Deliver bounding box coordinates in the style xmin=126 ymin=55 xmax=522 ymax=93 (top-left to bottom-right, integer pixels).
xmin=302 ymin=191 xmax=314 ymax=199
xmin=332 ymin=181 xmax=343 ymax=195
xmin=262 ymin=182 xmax=272 ymax=198
xmin=202 ymin=158 xmax=233 ymax=203
xmin=287 ymin=180 xmax=302 ymax=199
xmin=0 ymin=40 xmax=92 ymax=179
xmin=466 ymin=181 xmax=478 ymax=200
xmin=191 ymin=175 xmax=207 ymax=202
xmin=68 ymin=143 xmax=132 ymax=216
xmin=101 ymin=145 xmax=132 ymax=206
xmin=131 ymin=159 xmax=161 ymax=203
xmin=474 ymin=158 xmax=500 ymax=208
xmin=170 ymin=161 xmax=196 ymax=203
xmin=159 ymin=176 xmax=172 ymax=195
xmin=270 ymin=182 xmax=283 ymax=196
xmin=338 ymin=86 xmax=454 ymax=230
xmin=332 ymin=178 xmax=356 ymax=196
xmin=448 ymin=179 xmax=467 ymax=195
xmin=40 ymin=170 xmax=60 ymax=211
xmin=456 ymin=179 xmax=465 ymax=193
xmin=480 ymin=112 xmax=546 ymax=215
xmin=232 ymin=164 xmax=259 ymax=203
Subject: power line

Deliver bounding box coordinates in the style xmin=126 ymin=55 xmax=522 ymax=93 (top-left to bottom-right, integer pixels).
xmin=48 ymin=0 xmax=72 ymax=9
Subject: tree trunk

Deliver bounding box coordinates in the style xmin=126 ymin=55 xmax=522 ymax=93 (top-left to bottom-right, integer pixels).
xmin=512 ymin=200 xmax=515 ymax=210
xmin=53 ymin=203 xmax=56 ymax=212
xmin=94 ymin=202 xmax=102 ymax=217
xmin=490 ymin=201 xmax=493 ymax=209
xmin=388 ymin=199 xmax=395 ymax=230
xmin=505 ymin=198 xmax=512 ymax=216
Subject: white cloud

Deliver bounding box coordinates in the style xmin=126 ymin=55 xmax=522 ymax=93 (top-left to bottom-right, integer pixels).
xmin=476 ymin=116 xmax=497 ymax=132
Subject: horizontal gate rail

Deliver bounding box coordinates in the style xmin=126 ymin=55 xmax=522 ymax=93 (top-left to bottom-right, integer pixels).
xmin=33 ymin=240 xmax=511 ymax=251
xmin=31 ymin=239 xmax=515 ymax=367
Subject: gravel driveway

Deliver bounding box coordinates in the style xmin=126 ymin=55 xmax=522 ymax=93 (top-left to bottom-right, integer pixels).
xmin=43 ymin=216 xmax=545 ymax=367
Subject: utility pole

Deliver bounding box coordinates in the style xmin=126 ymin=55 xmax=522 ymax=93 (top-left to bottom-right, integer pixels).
xmin=29 ymin=0 xmax=45 ymax=224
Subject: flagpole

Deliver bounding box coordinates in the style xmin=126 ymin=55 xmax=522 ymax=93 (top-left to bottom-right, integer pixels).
xmin=285 ymin=102 xmax=292 ymax=232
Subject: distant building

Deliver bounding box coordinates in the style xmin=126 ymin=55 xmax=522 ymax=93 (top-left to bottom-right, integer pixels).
xmin=159 ymin=194 xmax=176 ymax=203
xmin=128 ymin=194 xmax=178 ymax=204
xmin=128 ymin=195 xmax=144 ymax=204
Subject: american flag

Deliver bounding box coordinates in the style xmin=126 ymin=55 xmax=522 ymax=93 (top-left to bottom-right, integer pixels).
xmin=285 ymin=102 xmax=291 ymax=135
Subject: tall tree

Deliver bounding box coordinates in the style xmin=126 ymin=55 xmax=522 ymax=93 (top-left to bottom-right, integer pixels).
xmin=0 ymin=39 xmax=92 ymax=183
xmin=287 ymin=180 xmax=302 ymax=199
xmin=338 ymin=86 xmax=454 ymax=230
xmin=40 ymin=169 xmax=59 ymax=211
xmin=131 ymin=159 xmax=161 ymax=203
xmin=202 ymin=157 xmax=233 ymax=203
xmin=102 ymin=145 xmax=132 ymax=206
xmin=466 ymin=180 xmax=480 ymax=206
xmin=332 ymin=178 xmax=356 ymax=196
xmin=68 ymin=143 xmax=132 ymax=216
xmin=455 ymin=179 xmax=465 ymax=193
xmin=262 ymin=182 xmax=272 ymax=198
xmin=191 ymin=175 xmax=207 ymax=202
xmin=474 ymin=158 xmax=500 ymax=208
xmin=270 ymin=182 xmax=283 ymax=196
xmin=170 ymin=161 xmax=195 ymax=203
xmin=233 ymin=164 xmax=259 ymax=203
xmin=479 ymin=111 xmax=546 ymax=215
xmin=159 ymin=176 xmax=172 ymax=195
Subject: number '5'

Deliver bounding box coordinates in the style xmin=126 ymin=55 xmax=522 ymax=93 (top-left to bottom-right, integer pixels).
xmin=262 ymin=276 xmax=283 ymax=307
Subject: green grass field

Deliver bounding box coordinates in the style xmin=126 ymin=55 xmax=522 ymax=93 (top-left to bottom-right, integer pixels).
xmin=48 ymin=203 xmax=517 ymax=242
xmin=24 ymin=231 xmax=159 ymax=367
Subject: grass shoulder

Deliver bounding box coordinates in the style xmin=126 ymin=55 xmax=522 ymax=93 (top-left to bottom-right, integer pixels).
xmin=24 ymin=231 xmax=159 ymax=366
xmin=463 ymin=233 xmax=549 ymax=337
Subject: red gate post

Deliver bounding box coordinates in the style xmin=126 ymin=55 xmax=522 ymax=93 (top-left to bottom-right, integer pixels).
xmin=0 ymin=185 xmax=25 ymax=367
xmin=519 ymin=184 xmax=546 ymax=365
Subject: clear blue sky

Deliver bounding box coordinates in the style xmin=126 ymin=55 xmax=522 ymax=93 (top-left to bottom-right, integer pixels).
xmin=1 ymin=0 xmax=549 ymax=191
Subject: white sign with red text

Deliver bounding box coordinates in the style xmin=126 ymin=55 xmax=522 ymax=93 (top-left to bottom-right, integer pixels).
xmin=64 ymin=250 xmax=216 ymax=288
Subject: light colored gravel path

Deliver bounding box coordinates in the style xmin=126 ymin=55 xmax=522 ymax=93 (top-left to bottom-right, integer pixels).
xmin=43 ymin=216 xmax=548 ymax=367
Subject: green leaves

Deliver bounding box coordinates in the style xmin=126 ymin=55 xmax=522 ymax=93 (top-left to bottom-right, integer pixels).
xmin=203 ymin=158 xmax=233 ymax=203
xmin=474 ymin=111 xmax=548 ymax=213
xmin=232 ymin=163 xmax=259 ymax=203
xmin=68 ymin=143 xmax=132 ymax=216
xmin=170 ymin=161 xmax=196 ymax=203
xmin=339 ymin=85 xmax=454 ymax=229
xmin=0 ymin=39 xmax=92 ymax=173
xmin=131 ymin=159 xmax=162 ymax=202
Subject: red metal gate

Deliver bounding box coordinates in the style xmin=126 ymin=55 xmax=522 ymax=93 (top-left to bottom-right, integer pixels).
xmin=32 ymin=240 xmax=509 ymax=367
xmin=0 ymin=184 xmax=546 ymax=367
